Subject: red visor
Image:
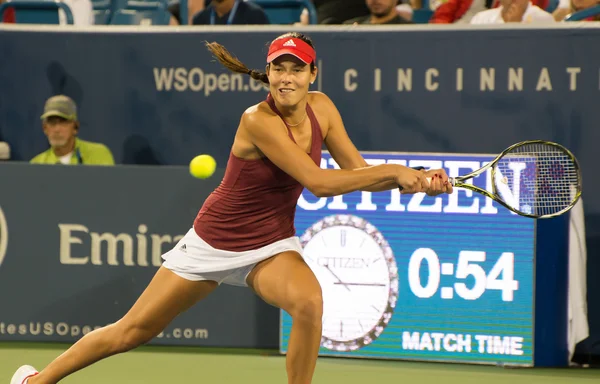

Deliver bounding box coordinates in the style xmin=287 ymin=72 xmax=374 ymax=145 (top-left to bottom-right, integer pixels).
xmin=267 ymin=37 xmax=316 ymax=64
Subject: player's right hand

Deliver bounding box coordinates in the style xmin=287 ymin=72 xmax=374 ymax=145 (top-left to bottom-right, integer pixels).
xmin=396 ymin=167 xmax=429 ymax=194
xmin=424 ymin=168 xmax=453 ymax=196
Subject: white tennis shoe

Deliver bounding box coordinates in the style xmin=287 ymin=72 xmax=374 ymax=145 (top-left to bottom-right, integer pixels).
xmin=10 ymin=365 xmax=38 ymax=384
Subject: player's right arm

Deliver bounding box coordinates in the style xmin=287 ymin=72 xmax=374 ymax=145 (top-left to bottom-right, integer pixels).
xmin=242 ymin=109 xmax=428 ymax=197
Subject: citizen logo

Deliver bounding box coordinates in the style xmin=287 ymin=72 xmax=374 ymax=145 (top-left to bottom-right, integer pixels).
xmin=317 ymin=257 xmax=374 ymax=269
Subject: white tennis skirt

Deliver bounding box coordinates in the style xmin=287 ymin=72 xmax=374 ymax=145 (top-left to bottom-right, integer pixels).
xmin=161 ymin=227 xmax=303 ymax=287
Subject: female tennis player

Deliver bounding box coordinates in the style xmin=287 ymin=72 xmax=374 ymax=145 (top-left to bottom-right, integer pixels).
xmin=12 ymin=32 xmax=452 ymax=384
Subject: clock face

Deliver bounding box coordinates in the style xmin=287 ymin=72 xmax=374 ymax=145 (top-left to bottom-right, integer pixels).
xmin=300 ymin=215 xmax=398 ymax=352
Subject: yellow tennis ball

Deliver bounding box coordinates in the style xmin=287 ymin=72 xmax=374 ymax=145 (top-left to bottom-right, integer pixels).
xmin=190 ymin=154 xmax=216 ymax=179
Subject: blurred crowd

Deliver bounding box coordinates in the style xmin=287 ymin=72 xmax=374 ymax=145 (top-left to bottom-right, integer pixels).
xmin=1 ymin=0 xmax=599 ymax=27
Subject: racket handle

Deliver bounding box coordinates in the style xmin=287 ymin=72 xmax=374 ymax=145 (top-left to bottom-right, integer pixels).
xmin=429 ymin=177 xmax=457 ymax=186
xmin=416 ymin=177 xmax=455 ymax=187
xmin=398 ymin=173 xmax=454 ymax=190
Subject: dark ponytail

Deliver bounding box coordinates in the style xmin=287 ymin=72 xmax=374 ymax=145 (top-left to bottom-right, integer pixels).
xmin=205 ymin=41 xmax=269 ymax=85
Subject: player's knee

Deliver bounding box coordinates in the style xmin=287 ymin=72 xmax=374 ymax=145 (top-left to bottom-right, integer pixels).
xmin=290 ymin=291 xmax=323 ymax=325
xmin=113 ymin=321 xmax=158 ymax=353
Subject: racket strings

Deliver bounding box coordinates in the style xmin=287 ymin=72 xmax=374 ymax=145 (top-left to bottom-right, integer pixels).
xmin=493 ymin=143 xmax=579 ymax=216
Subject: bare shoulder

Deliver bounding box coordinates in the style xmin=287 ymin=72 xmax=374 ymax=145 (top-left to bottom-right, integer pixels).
xmin=307 ymin=92 xmax=339 ymax=137
xmin=241 ymin=101 xmax=278 ymax=129
xmin=308 ymin=91 xmax=335 ymax=107
xmin=308 ymin=91 xmax=339 ymax=116
xmin=233 ymin=101 xmax=282 ymax=159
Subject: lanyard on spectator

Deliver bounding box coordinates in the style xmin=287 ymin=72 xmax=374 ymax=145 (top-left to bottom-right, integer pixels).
xmin=75 ymin=147 xmax=83 ymax=164
xmin=210 ymin=0 xmax=240 ymax=25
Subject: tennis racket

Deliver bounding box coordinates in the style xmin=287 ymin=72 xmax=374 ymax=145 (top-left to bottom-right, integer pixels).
xmin=441 ymin=140 xmax=582 ymax=219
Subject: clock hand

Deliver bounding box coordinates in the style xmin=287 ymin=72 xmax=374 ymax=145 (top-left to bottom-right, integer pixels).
xmin=324 ymin=265 xmax=352 ymax=292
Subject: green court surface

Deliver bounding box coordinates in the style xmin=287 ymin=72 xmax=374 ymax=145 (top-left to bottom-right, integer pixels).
xmin=1 ymin=343 xmax=598 ymax=383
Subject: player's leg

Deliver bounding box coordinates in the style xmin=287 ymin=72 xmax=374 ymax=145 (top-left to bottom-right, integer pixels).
xmin=246 ymin=251 xmax=322 ymax=384
xmin=27 ymin=266 xmax=217 ymax=384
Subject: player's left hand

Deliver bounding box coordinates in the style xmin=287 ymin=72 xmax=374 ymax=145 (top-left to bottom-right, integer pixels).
xmin=423 ymin=169 xmax=453 ymax=196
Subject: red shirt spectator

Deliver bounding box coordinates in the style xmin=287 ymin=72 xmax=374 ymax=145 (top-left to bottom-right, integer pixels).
xmin=430 ymin=0 xmax=479 ymax=23
xmin=2 ymin=5 xmax=16 ymax=22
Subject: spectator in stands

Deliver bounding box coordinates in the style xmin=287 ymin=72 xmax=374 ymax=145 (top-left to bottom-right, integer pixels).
xmin=0 ymin=142 xmax=9 ymax=160
xmin=312 ymin=0 xmax=370 ymax=23
xmin=553 ymin=0 xmax=600 ymax=20
xmin=168 ymin=0 xmax=205 ymax=25
xmin=0 ymin=0 xmax=93 ymax=24
xmin=470 ymin=0 xmax=554 ymax=22
xmin=396 ymin=0 xmax=417 ymax=20
xmin=294 ymin=7 xmax=310 ymax=25
xmin=345 ymin=0 xmax=413 ymax=24
xmin=60 ymin=0 xmax=94 ymax=25
xmin=192 ymin=0 xmax=269 ymax=25
xmin=430 ymin=0 xmax=494 ymax=23
xmin=31 ymin=95 xmax=114 ymax=166
xmin=0 ymin=0 xmax=16 ymax=23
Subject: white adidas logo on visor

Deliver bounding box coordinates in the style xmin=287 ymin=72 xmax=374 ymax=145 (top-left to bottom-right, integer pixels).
xmin=283 ymin=39 xmax=296 ymax=47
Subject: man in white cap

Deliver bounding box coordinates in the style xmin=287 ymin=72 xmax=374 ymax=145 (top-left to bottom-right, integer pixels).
xmin=30 ymin=95 xmax=114 ymax=165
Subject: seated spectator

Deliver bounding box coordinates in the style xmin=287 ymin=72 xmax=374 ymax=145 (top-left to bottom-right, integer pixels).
xmin=345 ymin=0 xmax=413 ymax=24
xmin=294 ymin=7 xmax=310 ymax=25
xmin=192 ymin=0 xmax=269 ymax=25
xmin=60 ymin=0 xmax=94 ymax=25
xmin=313 ymin=0 xmax=370 ymax=24
xmin=0 ymin=142 xmax=9 ymax=160
xmin=31 ymin=95 xmax=114 ymax=166
xmin=430 ymin=0 xmax=494 ymax=23
xmin=396 ymin=0 xmax=416 ymax=21
xmin=168 ymin=0 xmax=205 ymax=25
xmin=1 ymin=0 xmax=15 ymax=23
xmin=470 ymin=0 xmax=554 ymax=23
xmin=0 ymin=0 xmax=93 ymax=25
xmin=554 ymin=0 xmax=600 ymax=20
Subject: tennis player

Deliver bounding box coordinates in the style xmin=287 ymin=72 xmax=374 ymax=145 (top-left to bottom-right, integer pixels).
xmin=12 ymin=32 xmax=452 ymax=384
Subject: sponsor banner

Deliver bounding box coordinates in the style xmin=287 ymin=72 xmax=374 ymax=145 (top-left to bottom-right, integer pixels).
xmin=0 ymin=163 xmax=279 ymax=347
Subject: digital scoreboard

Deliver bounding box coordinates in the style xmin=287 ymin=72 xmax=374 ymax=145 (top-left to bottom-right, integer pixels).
xmin=280 ymin=151 xmax=537 ymax=366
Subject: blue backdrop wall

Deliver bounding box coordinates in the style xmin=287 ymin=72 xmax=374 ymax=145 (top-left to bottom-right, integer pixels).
xmin=0 ymin=24 xmax=599 ymax=362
